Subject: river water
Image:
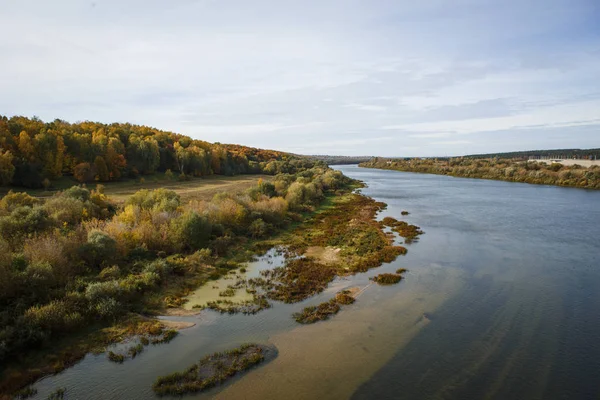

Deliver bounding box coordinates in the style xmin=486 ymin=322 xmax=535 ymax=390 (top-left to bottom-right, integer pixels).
xmin=28 ymin=165 xmax=600 ymax=399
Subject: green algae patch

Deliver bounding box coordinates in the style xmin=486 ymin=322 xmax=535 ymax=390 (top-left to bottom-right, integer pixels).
xmin=152 ymin=344 xmax=274 ymax=396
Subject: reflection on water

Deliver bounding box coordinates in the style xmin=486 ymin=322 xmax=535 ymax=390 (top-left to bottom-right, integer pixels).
xmin=26 ymin=165 xmax=600 ymax=400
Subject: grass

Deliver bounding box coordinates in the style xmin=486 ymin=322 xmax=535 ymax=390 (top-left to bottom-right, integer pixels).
xmin=152 ymin=344 xmax=269 ymax=396
xmin=0 ymin=173 xmax=272 ymax=203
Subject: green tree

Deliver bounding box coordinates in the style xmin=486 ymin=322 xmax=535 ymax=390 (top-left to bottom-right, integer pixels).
xmin=94 ymin=156 xmax=110 ymax=182
xmin=0 ymin=150 xmax=15 ymax=185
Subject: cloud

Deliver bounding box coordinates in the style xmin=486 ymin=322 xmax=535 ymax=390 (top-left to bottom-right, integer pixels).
xmin=0 ymin=0 xmax=599 ymax=156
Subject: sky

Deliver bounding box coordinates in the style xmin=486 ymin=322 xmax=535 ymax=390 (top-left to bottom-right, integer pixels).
xmin=1 ymin=0 xmax=599 ymax=157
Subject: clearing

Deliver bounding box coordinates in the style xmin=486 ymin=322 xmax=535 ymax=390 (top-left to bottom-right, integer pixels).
xmin=0 ymin=174 xmax=272 ymax=202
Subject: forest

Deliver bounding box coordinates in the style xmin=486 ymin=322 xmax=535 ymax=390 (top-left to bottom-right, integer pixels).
xmin=360 ymin=157 xmax=600 ymax=189
xmin=463 ymin=148 xmax=600 ymax=160
xmin=308 ymin=155 xmax=372 ymax=165
xmin=0 ymin=115 xmax=302 ymax=189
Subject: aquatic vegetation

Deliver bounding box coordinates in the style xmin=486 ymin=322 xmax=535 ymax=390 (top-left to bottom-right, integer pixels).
xmin=151 ymin=329 xmax=179 ymax=345
xmin=46 ymin=387 xmax=66 ymax=400
xmin=259 ymin=259 xmax=337 ymax=303
xmin=293 ymin=300 xmax=340 ymax=324
xmin=128 ymin=343 xmax=144 ymax=359
xmin=204 ymin=295 xmax=272 ymax=315
xmin=371 ymin=273 xmax=404 ymax=285
xmin=294 ymin=289 xmax=357 ymax=324
xmin=396 ymin=268 xmax=408 ymax=274
xmin=401 ymin=211 xmax=410 ymax=215
xmin=335 ymin=290 xmax=356 ymax=305
xmin=152 ymin=344 xmax=269 ymax=396
xmin=107 ymin=351 xmax=125 ymax=363
xmin=379 ymin=217 xmax=423 ymax=243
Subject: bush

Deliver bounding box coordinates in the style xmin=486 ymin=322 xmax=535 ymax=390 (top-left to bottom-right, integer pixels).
xmin=249 ymin=218 xmax=269 ymax=238
xmin=169 ymin=211 xmax=212 ymax=251
xmin=43 ymin=196 xmax=85 ymax=225
xmin=0 ymin=206 xmax=50 ymax=245
xmin=85 ymin=280 xmax=121 ymax=303
xmin=62 ymin=186 xmax=91 ymax=202
xmin=23 ymin=235 xmax=69 ymax=281
xmin=98 ymin=265 xmax=121 ymax=280
xmin=125 ymin=189 xmax=180 ymax=212
xmin=79 ymin=230 xmax=117 ymax=268
xmin=0 ymin=191 xmax=40 ymax=212
xmin=24 ymin=300 xmax=83 ymax=332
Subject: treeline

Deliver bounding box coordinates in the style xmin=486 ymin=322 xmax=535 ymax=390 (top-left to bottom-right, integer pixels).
xmin=360 ymin=157 xmax=600 ymax=189
xmin=0 ymin=115 xmax=304 ymax=188
xmin=308 ymin=155 xmax=372 ymax=165
xmin=464 ymin=148 xmax=600 ymax=160
xmin=0 ymin=162 xmax=351 ymax=384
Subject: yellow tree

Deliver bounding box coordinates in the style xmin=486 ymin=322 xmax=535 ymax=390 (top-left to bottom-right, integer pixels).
xmin=18 ymin=131 xmax=36 ymax=162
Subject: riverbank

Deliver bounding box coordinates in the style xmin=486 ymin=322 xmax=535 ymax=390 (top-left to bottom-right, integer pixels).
xmin=360 ymin=158 xmax=600 ymax=189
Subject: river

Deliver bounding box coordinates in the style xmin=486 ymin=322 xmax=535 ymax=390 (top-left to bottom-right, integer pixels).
xmin=28 ymin=165 xmax=600 ymax=399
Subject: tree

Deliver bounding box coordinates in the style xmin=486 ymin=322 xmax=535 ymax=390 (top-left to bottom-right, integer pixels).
xmin=0 ymin=150 xmax=15 ymax=186
xmin=94 ymin=156 xmax=109 ymax=182
xmin=18 ymin=131 xmax=36 ymax=161
xmin=74 ymin=162 xmax=92 ymax=183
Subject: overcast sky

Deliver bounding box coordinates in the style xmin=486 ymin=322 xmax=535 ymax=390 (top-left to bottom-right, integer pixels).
xmin=1 ymin=0 xmax=599 ymax=156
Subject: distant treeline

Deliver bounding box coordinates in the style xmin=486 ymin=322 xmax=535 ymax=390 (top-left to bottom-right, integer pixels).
xmin=308 ymin=155 xmax=373 ymax=165
xmin=0 ymin=115 xmax=314 ymax=189
xmin=464 ymin=148 xmax=600 ymax=160
xmin=360 ymin=157 xmax=600 ymax=189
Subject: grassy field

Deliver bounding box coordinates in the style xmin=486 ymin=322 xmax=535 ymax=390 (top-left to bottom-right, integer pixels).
xmin=0 ymin=174 xmax=272 ymax=203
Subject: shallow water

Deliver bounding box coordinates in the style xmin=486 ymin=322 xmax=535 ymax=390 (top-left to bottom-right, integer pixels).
xmin=28 ymin=165 xmax=600 ymax=399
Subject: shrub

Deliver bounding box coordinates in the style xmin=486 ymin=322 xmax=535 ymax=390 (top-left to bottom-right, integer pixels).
xmin=93 ymin=297 xmax=122 ymax=320
xmin=169 ymin=211 xmax=212 ymax=251
xmin=79 ymin=230 xmax=117 ymax=268
xmin=207 ymin=197 xmax=248 ymax=228
xmin=0 ymin=206 xmax=50 ymax=245
xmin=257 ymin=180 xmax=276 ymax=197
xmin=98 ymin=265 xmax=121 ymax=280
xmin=62 ymin=186 xmax=91 ymax=202
xmin=85 ymin=280 xmax=121 ymax=304
xmin=0 ymin=191 xmax=40 ymax=212
xmin=249 ymin=218 xmax=269 ymax=238
xmin=24 ymin=300 xmax=83 ymax=332
xmin=23 ymin=235 xmax=69 ymax=281
xmin=143 ymin=259 xmax=175 ymax=278
xmin=125 ymin=189 xmax=180 ymax=212
xmin=43 ymin=196 xmax=85 ymax=225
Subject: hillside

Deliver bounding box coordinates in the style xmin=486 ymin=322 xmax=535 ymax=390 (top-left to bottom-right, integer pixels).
xmin=0 ymin=115 xmax=307 ymax=189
